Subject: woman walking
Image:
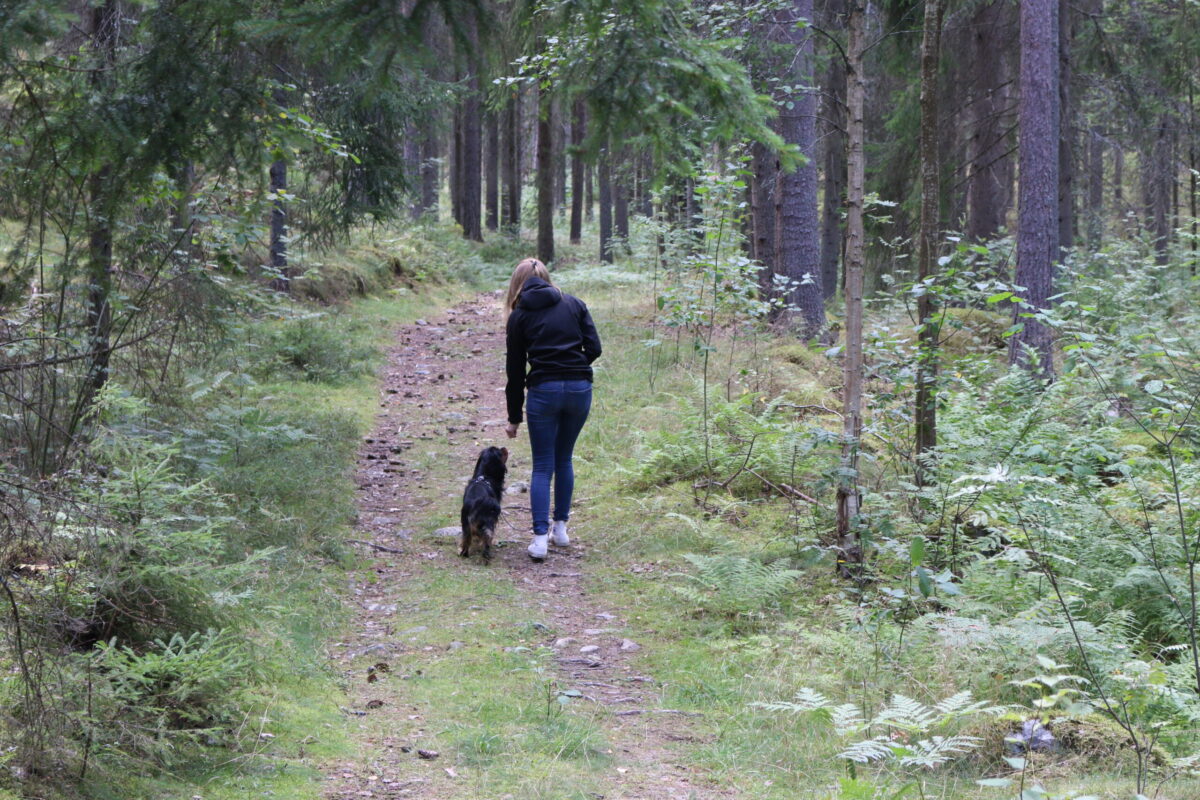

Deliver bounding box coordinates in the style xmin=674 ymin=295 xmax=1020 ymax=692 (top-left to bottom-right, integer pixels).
xmin=504 ymin=258 xmax=602 ymax=562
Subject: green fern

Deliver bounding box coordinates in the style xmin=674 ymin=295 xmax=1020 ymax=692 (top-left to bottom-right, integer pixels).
xmin=754 ymin=688 xmax=1003 ymax=770
xmin=672 ymin=553 xmax=803 ymax=619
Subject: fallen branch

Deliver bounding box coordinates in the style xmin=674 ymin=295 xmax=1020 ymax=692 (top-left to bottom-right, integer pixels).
xmin=614 ymin=709 xmax=703 ymax=717
xmin=744 ymin=468 xmax=829 ymax=509
xmin=346 ymin=539 xmax=405 ymax=555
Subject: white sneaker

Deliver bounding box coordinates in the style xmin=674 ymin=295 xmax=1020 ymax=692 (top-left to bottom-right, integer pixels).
xmin=527 ymin=534 xmax=548 ymax=561
xmin=551 ymin=520 xmax=570 ymax=547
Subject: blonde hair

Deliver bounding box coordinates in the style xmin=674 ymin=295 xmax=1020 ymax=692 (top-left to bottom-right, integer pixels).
xmin=504 ymin=258 xmax=556 ymax=318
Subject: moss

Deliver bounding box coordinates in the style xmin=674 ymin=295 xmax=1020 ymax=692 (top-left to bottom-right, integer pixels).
xmin=1115 ymin=430 xmax=1168 ymax=456
xmin=768 ymin=342 xmax=829 ymax=372
xmin=772 ymin=362 xmax=834 ymax=408
xmin=936 ymin=307 xmax=1010 ymax=356
xmin=971 ymin=714 xmax=1168 ymax=772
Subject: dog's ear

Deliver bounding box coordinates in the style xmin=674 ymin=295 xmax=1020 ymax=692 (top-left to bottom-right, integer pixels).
xmin=500 ymin=447 xmax=508 ymax=463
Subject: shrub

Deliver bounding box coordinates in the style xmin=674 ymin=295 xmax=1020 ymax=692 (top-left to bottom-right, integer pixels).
xmin=259 ymin=314 xmax=374 ymax=384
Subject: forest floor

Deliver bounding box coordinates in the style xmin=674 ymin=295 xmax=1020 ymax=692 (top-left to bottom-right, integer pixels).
xmin=318 ymin=292 xmax=725 ymax=800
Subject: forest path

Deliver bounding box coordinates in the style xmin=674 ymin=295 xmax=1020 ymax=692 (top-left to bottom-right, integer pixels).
xmin=319 ymin=293 xmax=723 ymax=800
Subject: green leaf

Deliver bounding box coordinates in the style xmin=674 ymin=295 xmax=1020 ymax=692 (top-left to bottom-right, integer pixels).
xmin=1144 ymin=379 xmax=1164 ymax=394
xmin=1004 ymin=756 xmax=1027 ymax=770
xmin=976 ymin=778 xmax=1013 ymax=787
xmin=987 ymin=291 xmax=1013 ymax=304
xmin=916 ymin=567 xmax=933 ymax=598
xmin=909 ymin=536 xmax=925 ymax=567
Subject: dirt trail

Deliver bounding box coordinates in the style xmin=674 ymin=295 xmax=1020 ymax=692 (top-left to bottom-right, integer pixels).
xmin=320 ymin=293 xmax=721 ymax=800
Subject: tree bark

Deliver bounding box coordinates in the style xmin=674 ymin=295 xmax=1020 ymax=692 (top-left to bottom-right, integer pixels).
xmin=775 ymin=0 xmax=824 ymax=338
xmin=1057 ymin=0 xmax=1074 ymax=257
xmin=268 ymin=158 xmax=288 ymax=289
xmin=536 ymin=83 xmax=555 ymax=264
xmin=554 ymin=101 xmax=567 ymax=214
xmin=751 ymin=140 xmax=778 ymax=301
xmin=914 ymin=0 xmax=944 ymax=487
xmin=1009 ymin=0 xmax=1059 ymax=379
xmin=501 ymin=90 xmax=521 ymax=235
xmin=485 ymin=112 xmax=499 ymax=231
xmin=1144 ymin=113 xmax=1173 ymax=266
xmin=638 ymin=151 xmax=654 ymax=217
xmin=585 ymin=161 xmax=594 ymax=222
xmin=419 ymin=127 xmax=439 ymax=220
xmin=1191 ymin=80 xmax=1197 ymax=273
xmin=569 ymin=100 xmax=584 ymax=244
xmin=965 ymin=0 xmax=1016 ymax=242
xmin=819 ymin=11 xmax=846 ymax=301
xmin=170 ymin=158 xmax=195 ymax=253
xmin=460 ymin=30 xmax=483 ymax=242
xmin=1086 ymin=126 xmax=1103 ymax=248
xmin=450 ymin=97 xmax=463 ymax=226
xmin=836 ymin=0 xmax=866 ymax=572
xmin=614 ymin=155 xmax=630 ymax=246
xmin=82 ymin=1 xmax=120 ymax=415
xmin=598 ymin=148 xmax=613 ymax=263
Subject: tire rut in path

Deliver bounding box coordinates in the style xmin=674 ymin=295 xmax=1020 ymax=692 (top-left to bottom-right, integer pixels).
xmin=321 ymin=294 xmax=726 ymax=800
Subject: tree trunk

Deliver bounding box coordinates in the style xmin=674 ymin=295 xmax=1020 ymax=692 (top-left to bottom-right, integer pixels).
xmin=614 ymin=155 xmax=630 ymax=246
xmin=536 ymin=83 xmax=555 ymax=264
xmin=965 ymin=0 xmax=1015 ymax=242
xmin=269 ymin=158 xmax=288 ymax=290
xmin=914 ymin=0 xmax=944 ymax=487
xmin=554 ymin=101 xmax=567 ymax=214
xmin=501 ymin=91 xmax=521 ymax=235
xmin=1108 ymin=143 xmax=1118 ymax=209
xmin=598 ymin=148 xmax=613 ymax=263
xmin=450 ymin=97 xmax=463 ymax=226
xmin=1057 ymin=0 xmax=1074 ymax=257
xmin=819 ymin=12 xmax=846 ymax=302
xmin=1145 ymin=113 xmax=1173 ymax=266
xmin=585 ymin=161 xmax=594 ymax=222
xmin=1087 ymin=126 xmax=1103 ymax=248
xmin=751 ymin=140 xmax=778 ymax=301
xmin=638 ymin=151 xmax=654 ymax=217
xmin=775 ymin=0 xmax=824 ymax=339
xmin=81 ymin=1 xmax=120 ymax=419
xmin=486 ymin=112 xmax=499 ymax=231
xmin=1191 ymin=81 xmax=1198 ymax=273
xmin=405 ymin=129 xmax=422 ymax=220
xmin=569 ymin=100 xmax=584 ymax=244
xmin=419 ymin=123 xmax=439 ymax=220
xmin=1009 ymin=0 xmax=1059 ymax=379
xmin=170 ymin=158 xmax=195 ymax=253
xmin=836 ymin=0 xmax=866 ymax=573
xmin=460 ymin=30 xmax=483 ymax=242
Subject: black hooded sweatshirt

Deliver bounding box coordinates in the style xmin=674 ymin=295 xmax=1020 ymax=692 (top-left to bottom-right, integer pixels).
xmin=505 ymin=277 xmax=602 ymax=424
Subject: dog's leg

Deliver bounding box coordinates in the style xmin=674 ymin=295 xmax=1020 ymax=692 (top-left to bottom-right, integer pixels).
xmin=459 ymin=509 xmax=471 ymax=558
xmin=481 ymin=526 xmax=493 ymax=563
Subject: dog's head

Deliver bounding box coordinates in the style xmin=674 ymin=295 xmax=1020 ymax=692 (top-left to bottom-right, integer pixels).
xmin=474 ymin=446 xmax=508 ymax=482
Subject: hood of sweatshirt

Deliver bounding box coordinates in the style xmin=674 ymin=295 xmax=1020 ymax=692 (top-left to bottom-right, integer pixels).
xmin=518 ymin=277 xmax=562 ymax=311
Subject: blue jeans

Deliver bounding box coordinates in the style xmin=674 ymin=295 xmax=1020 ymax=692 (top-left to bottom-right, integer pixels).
xmin=526 ymin=379 xmax=592 ymax=536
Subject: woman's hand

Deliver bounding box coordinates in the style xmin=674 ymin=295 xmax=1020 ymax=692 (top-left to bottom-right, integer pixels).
xmin=505 ymin=423 xmax=519 ymax=439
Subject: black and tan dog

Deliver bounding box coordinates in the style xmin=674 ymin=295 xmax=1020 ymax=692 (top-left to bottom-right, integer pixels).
xmin=460 ymin=446 xmax=507 ymax=561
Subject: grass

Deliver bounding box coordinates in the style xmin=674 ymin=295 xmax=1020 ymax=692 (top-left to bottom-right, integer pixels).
xmin=51 ymin=219 xmax=1200 ymax=799
xmin=533 ymin=254 xmax=1200 ymax=799
xmin=62 ymin=231 xmax=479 ymax=800
xmin=327 ymin=558 xmax=614 ymax=799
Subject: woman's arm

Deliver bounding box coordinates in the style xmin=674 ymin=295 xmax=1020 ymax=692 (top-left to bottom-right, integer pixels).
xmin=505 ymin=314 xmax=528 ymax=425
xmin=579 ymin=302 xmax=602 ymax=364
